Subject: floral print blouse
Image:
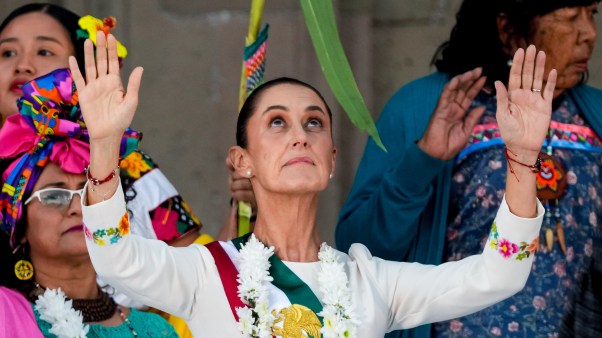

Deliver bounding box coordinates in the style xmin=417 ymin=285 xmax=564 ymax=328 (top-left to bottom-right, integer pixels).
xmin=432 ymin=90 xmax=602 ymax=338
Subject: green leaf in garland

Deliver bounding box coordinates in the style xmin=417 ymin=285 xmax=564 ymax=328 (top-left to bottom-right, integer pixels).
xmin=300 ymin=0 xmax=386 ymax=152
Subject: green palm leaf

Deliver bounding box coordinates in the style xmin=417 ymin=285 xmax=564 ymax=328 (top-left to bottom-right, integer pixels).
xmin=300 ymin=0 xmax=386 ymax=151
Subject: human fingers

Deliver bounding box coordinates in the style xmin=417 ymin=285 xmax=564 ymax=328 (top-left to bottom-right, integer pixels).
xmin=84 ymin=39 xmax=97 ymax=83
xmin=543 ymin=69 xmax=557 ymax=103
xmin=107 ymin=34 xmax=120 ymax=74
xmin=521 ymin=45 xmax=537 ymax=91
xmin=232 ymin=188 xmax=255 ymax=202
xmin=437 ymin=76 xmax=460 ymax=112
xmin=225 ymin=157 xmax=235 ymax=171
xmin=69 ymin=56 xmax=86 ymax=91
xmin=494 ymin=80 xmax=509 ymax=114
xmin=532 ymin=51 xmax=546 ymax=94
xmin=453 ymin=67 xmax=482 ymax=107
xmin=460 ymin=74 xmax=486 ymax=111
xmin=96 ymin=31 xmax=108 ymax=77
xmin=463 ymin=106 xmax=486 ymax=135
xmin=230 ymin=176 xmax=252 ymax=192
xmin=124 ymin=67 xmax=144 ymax=113
xmin=508 ymin=48 xmax=525 ymax=92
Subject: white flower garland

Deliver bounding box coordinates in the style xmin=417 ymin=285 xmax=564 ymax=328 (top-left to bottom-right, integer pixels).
xmin=236 ymin=234 xmax=359 ymax=338
xmin=34 ymin=288 xmax=89 ymax=338
xmin=316 ymin=243 xmax=359 ymax=338
xmin=236 ymin=235 xmax=276 ymax=338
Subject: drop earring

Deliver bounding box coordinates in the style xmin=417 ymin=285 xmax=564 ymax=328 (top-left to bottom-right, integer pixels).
xmin=13 ymin=243 xmax=34 ymax=281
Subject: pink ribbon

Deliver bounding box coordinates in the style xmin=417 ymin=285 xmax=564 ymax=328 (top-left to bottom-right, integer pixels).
xmin=0 ymin=114 xmax=90 ymax=181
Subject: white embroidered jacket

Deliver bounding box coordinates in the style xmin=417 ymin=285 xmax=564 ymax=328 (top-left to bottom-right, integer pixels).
xmin=83 ymin=184 xmax=543 ymax=337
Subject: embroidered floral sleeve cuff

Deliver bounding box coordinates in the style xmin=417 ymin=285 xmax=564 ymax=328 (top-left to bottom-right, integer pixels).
xmin=82 ymin=180 xmax=130 ymax=246
xmin=484 ymin=195 xmax=544 ymax=260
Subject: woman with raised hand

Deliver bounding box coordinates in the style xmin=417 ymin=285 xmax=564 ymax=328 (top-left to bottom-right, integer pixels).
xmin=336 ymin=1 xmax=600 ymax=336
xmin=0 ymin=68 xmax=177 ymax=336
xmin=0 ymin=3 xmax=208 ymax=336
xmin=0 ymin=3 xmax=203 ymax=247
xmin=77 ymin=30 xmax=553 ymax=337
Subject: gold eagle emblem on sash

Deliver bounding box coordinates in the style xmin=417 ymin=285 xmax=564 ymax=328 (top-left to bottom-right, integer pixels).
xmin=272 ymin=304 xmax=322 ymax=338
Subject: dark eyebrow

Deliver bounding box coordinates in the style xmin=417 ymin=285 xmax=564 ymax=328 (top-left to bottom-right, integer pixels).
xmin=261 ymin=105 xmax=325 ymax=116
xmin=0 ymin=37 xmax=17 ymax=45
xmin=306 ymin=105 xmax=325 ymax=115
xmin=262 ymin=105 xmax=289 ymax=116
xmin=40 ymin=179 xmax=87 ymax=190
xmin=0 ymin=36 xmax=64 ymax=45
xmin=40 ymin=182 xmax=67 ymax=189
xmin=36 ymin=36 xmax=65 ymax=45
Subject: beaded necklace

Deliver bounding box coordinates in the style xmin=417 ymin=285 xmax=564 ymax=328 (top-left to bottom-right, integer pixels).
xmin=33 ymin=283 xmax=139 ymax=336
xmin=117 ymin=306 xmax=139 ymax=337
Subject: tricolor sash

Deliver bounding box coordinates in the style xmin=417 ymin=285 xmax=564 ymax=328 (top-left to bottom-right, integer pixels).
xmin=206 ymin=234 xmax=325 ymax=330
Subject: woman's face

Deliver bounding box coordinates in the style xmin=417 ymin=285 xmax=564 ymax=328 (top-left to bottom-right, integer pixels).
xmin=25 ymin=163 xmax=86 ymax=262
xmin=529 ymin=4 xmax=598 ymax=95
xmin=240 ymin=83 xmax=336 ymax=196
xmin=0 ymin=12 xmax=74 ymax=120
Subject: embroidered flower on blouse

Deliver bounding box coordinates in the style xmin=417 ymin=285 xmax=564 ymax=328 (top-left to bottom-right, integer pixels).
xmin=35 ymin=288 xmax=89 ymax=338
xmin=85 ymin=212 xmax=130 ymax=246
xmin=119 ymin=151 xmax=152 ymax=179
xmin=488 ymin=222 xmax=538 ymax=260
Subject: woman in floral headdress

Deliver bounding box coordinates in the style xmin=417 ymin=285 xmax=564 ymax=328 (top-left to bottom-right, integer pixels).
xmin=0 ymin=67 xmax=178 ymax=336
xmin=75 ymin=26 xmax=554 ymax=336
xmin=0 ymin=3 xmax=205 ymax=336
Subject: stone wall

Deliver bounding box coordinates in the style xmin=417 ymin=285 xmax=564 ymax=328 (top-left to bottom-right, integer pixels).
xmin=3 ymin=0 xmax=602 ymax=245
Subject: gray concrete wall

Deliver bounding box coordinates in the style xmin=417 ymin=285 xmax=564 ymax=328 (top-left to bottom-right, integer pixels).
xmin=3 ymin=0 xmax=602 ymax=246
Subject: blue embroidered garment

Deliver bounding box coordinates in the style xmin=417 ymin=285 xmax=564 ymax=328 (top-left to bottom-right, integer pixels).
xmin=433 ymin=91 xmax=602 ymax=337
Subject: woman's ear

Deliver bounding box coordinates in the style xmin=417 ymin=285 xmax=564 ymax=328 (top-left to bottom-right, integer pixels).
xmin=497 ymin=13 xmax=527 ymax=57
xmin=228 ymin=146 xmax=253 ymax=177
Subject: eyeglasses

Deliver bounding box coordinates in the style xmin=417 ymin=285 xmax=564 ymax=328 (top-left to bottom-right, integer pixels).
xmin=24 ymin=188 xmax=84 ymax=209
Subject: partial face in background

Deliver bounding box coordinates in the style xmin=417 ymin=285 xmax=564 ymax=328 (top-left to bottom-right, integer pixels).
xmin=529 ymin=4 xmax=598 ymax=95
xmin=25 ymin=163 xmax=87 ymax=262
xmin=239 ymin=83 xmax=336 ymax=196
xmin=0 ymin=12 xmax=74 ymax=120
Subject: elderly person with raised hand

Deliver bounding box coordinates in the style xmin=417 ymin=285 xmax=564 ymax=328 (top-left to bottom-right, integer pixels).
xmin=336 ymin=0 xmax=601 ymax=337
xmin=76 ymin=28 xmax=554 ymax=337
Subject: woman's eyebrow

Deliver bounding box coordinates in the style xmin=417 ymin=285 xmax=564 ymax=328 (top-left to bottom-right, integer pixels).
xmin=306 ymin=105 xmax=325 ymax=115
xmin=262 ymin=105 xmax=289 ymax=116
xmin=40 ymin=182 xmax=67 ymax=189
xmin=36 ymin=35 xmax=65 ymax=45
xmin=0 ymin=37 xmax=18 ymax=45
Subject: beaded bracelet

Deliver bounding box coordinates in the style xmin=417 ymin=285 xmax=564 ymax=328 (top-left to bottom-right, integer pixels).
xmin=86 ymin=165 xmax=120 ymax=186
xmin=504 ymin=148 xmax=542 ymax=182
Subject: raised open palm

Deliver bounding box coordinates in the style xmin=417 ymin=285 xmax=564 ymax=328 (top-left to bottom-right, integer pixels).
xmin=68 ymin=31 xmax=143 ymax=142
xmin=418 ymin=67 xmax=487 ymax=160
xmin=495 ymin=45 xmax=557 ymax=159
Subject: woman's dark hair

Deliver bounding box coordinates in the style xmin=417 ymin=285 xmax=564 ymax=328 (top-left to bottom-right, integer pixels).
xmin=236 ymin=77 xmax=333 ymax=148
xmin=0 ymin=3 xmax=86 ymax=75
xmin=0 ymin=213 xmax=35 ymax=299
xmin=0 ymin=157 xmax=37 ymax=297
xmin=431 ymin=0 xmax=599 ymax=86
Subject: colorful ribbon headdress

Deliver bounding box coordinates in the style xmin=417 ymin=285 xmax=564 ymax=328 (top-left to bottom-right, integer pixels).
xmin=77 ymin=15 xmax=128 ymax=60
xmin=0 ymin=69 xmax=140 ymax=247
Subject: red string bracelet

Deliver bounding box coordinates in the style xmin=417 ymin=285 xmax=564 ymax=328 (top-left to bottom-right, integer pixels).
xmin=85 ymin=165 xmax=120 ymax=186
xmin=504 ymin=148 xmax=542 ymax=182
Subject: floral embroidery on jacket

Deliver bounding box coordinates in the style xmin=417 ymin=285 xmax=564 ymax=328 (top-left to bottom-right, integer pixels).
xmin=85 ymin=212 xmax=130 ymax=246
xmin=488 ymin=222 xmax=538 ymax=260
